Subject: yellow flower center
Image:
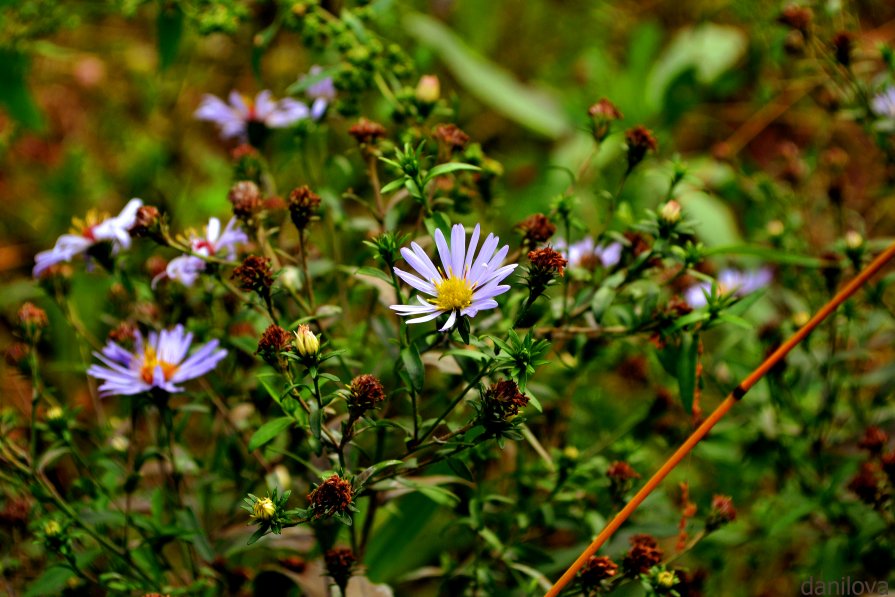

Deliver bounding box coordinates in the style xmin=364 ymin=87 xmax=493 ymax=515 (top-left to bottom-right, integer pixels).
xmin=139 ymin=346 xmax=178 ymax=384
xmin=431 ymin=276 xmax=473 ymax=311
xmin=70 ymin=209 xmax=110 ymax=240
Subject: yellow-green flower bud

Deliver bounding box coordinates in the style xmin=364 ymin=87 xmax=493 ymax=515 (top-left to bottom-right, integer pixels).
xmin=253 ymin=496 xmax=276 ymax=521
xmin=44 ymin=520 xmax=62 ymax=537
xmin=845 ymin=230 xmax=864 ymax=250
xmin=415 ymin=75 xmax=440 ymax=104
xmin=659 ymin=200 xmax=682 ymax=225
xmin=657 ymin=570 xmax=678 ymax=589
xmin=46 ymin=406 xmax=64 ymax=422
xmin=293 ymin=325 xmax=320 ymax=357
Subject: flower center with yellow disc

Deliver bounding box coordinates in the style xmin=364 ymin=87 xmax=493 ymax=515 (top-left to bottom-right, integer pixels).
xmin=432 ymin=276 xmax=473 ymax=311
xmin=71 ymin=210 xmax=109 ymax=241
xmin=139 ymin=346 xmax=179 ymax=384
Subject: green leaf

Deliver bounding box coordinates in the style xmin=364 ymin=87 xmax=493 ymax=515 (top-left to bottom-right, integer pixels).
xmin=401 ymin=346 xmax=425 ymax=392
xmin=703 ymin=244 xmax=827 ymax=267
xmin=426 ymin=162 xmax=481 ymax=180
xmin=404 ymin=14 xmax=570 ymax=138
xmin=380 ymin=177 xmax=406 ymax=195
xmin=591 ymin=271 xmax=626 ymax=321
xmin=355 ymin=266 xmax=394 ymax=284
xmin=354 ymin=460 xmax=404 ymax=490
xmin=678 ymin=189 xmax=742 ymax=247
xmin=0 ymin=50 xmax=45 ymax=130
xmin=157 ymin=4 xmax=183 ymax=71
xmin=247 ymin=525 xmax=268 ymax=545
xmin=248 ymin=417 xmax=293 ymax=452
xmin=676 ymin=333 xmax=699 ymax=414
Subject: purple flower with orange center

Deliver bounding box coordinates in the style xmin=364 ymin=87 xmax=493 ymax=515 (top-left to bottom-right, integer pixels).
xmin=390 ymin=223 xmax=517 ymax=331
xmin=87 ymin=324 xmax=227 ymax=396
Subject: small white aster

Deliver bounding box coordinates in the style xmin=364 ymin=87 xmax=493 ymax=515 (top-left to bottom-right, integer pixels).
xmin=154 ymin=217 xmax=248 ymax=287
xmin=390 ymin=223 xmax=517 ymax=331
xmin=33 ymin=198 xmax=143 ymax=277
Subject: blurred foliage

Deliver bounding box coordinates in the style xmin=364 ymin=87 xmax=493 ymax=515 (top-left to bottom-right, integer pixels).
xmin=2 ymin=0 xmax=895 ymax=596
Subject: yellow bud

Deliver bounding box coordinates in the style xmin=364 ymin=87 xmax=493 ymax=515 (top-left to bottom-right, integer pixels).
xmin=659 ymin=200 xmax=682 ymax=224
xmin=766 ymin=220 xmax=784 ymax=237
xmin=44 ymin=520 xmax=62 ymax=537
xmin=253 ymin=497 xmax=276 ymax=521
xmin=294 ymin=325 xmax=320 ymax=357
xmin=845 ymin=230 xmax=863 ymax=250
xmin=657 ymin=570 xmax=677 ymax=588
xmin=563 ymin=446 xmax=580 ymax=460
xmin=46 ymin=406 xmax=64 ymax=421
xmin=792 ymin=311 xmax=810 ymax=327
xmin=415 ymin=75 xmax=440 ymax=104
xmin=110 ymin=436 xmax=130 ymax=452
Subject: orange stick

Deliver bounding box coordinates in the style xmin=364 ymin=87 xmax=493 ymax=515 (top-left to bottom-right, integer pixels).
xmin=546 ymin=240 xmax=895 ymax=597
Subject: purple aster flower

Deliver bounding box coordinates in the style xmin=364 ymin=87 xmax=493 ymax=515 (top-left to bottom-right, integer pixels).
xmin=87 ymin=324 xmax=227 ymax=396
xmin=390 ymin=223 xmax=517 ymax=331
xmin=195 ymin=90 xmax=310 ymax=141
xmin=302 ymin=65 xmax=336 ymax=121
xmin=684 ymin=267 xmax=773 ymax=308
xmin=33 ymin=199 xmax=143 ymax=277
xmin=555 ymin=236 xmax=622 ymax=270
xmin=872 ymin=87 xmax=895 ymax=118
xmin=154 ymin=217 xmax=248 ymax=287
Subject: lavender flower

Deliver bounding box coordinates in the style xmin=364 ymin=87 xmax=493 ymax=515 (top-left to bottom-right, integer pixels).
xmin=555 ymin=237 xmax=622 ymax=270
xmin=871 ymin=87 xmax=895 ymax=118
xmin=87 ymin=324 xmax=227 ymax=396
xmin=154 ymin=217 xmax=247 ymax=287
xmin=684 ymin=268 xmax=773 ymax=308
xmin=390 ymin=224 xmax=517 ymax=331
xmin=302 ymin=66 xmax=336 ymax=121
xmin=195 ymin=90 xmax=309 ymax=141
xmin=33 ymin=199 xmax=143 ymax=277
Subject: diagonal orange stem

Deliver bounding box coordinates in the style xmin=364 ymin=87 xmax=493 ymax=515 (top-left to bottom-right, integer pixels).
xmin=546 ymin=240 xmax=895 ymax=597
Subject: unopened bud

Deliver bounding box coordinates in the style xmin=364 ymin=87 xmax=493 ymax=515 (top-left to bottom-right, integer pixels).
xmin=18 ymin=302 xmax=48 ymax=342
xmin=130 ymin=205 xmax=161 ymax=238
xmin=625 ymin=126 xmax=658 ymax=172
xmin=252 ymin=497 xmax=276 ymax=521
xmin=46 ymin=406 xmax=64 ymax=422
xmin=766 ymin=220 xmax=784 ymax=237
xmin=659 ymin=200 xmax=682 ymax=225
xmin=845 ymin=230 xmax=863 ymax=250
xmin=415 ymin=75 xmax=440 ymax=104
xmin=293 ymin=324 xmax=320 ymax=357
xmin=588 ymin=98 xmax=623 ymax=142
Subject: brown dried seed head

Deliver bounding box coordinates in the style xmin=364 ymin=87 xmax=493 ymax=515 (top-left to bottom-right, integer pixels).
xmin=348 ymin=118 xmax=387 ymax=145
xmin=232 ymin=255 xmax=273 ymax=293
xmin=228 ymin=181 xmax=262 ymax=220
xmin=348 ymin=374 xmax=386 ymax=414
xmin=287 ymin=186 xmax=322 ymax=230
xmin=434 ymin=123 xmax=471 ymax=149
xmin=516 ymin=213 xmax=556 ymax=246
xmin=307 ymin=474 xmax=354 ymax=518
xmin=528 ymin=247 xmax=568 ymax=277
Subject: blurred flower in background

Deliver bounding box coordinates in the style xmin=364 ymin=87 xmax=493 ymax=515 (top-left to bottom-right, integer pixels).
xmin=33 ymin=199 xmax=143 ymax=276
xmin=155 ymin=217 xmax=247 ymax=287
xmin=684 ymin=267 xmax=773 ymax=308
xmin=194 ymin=90 xmax=310 ymax=141
xmin=554 ymin=236 xmax=622 ymax=270
xmin=301 ymin=65 xmax=336 ymax=121
xmin=871 ymin=86 xmax=895 ymax=118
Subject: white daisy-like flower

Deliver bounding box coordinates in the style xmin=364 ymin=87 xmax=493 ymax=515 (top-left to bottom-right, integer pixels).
xmin=33 ymin=198 xmax=143 ymax=277
xmin=194 ymin=90 xmax=310 ymax=141
xmin=390 ymin=223 xmax=517 ymax=331
xmin=154 ymin=217 xmax=248 ymax=287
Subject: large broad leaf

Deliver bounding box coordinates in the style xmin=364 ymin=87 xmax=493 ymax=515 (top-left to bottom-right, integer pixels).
xmin=646 ymin=24 xmax=748 ymax=111
xmin=404 ymin=14 xmax=570 ymax=139
xmin=678 ymin=187 xmax=742 ymax=246
xmin=0 ymin=50 xmax=45 ymax=131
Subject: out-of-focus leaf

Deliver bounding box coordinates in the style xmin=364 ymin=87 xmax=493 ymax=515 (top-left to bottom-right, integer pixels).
xmin=676 ymin=332 xmax=698 ymax=414
xmin=401 ymin=345 xmax=425 ymax=392
xmin=647 ymin=23 xmax=748 ymax=110
xmin=248 ymin=417 xmax=293 ymax=451
xmin=678 ymin=188 xmax=742 ymax=246
xmin=404 ymin=14 xmax=570 ymax=139
xmin=0 ymin=50 xmax=45 ymax=131
xmin=427 ymin=162 xmax=480 ymax=179
xmin=157 ymin=4 xmax=183 ymax=71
